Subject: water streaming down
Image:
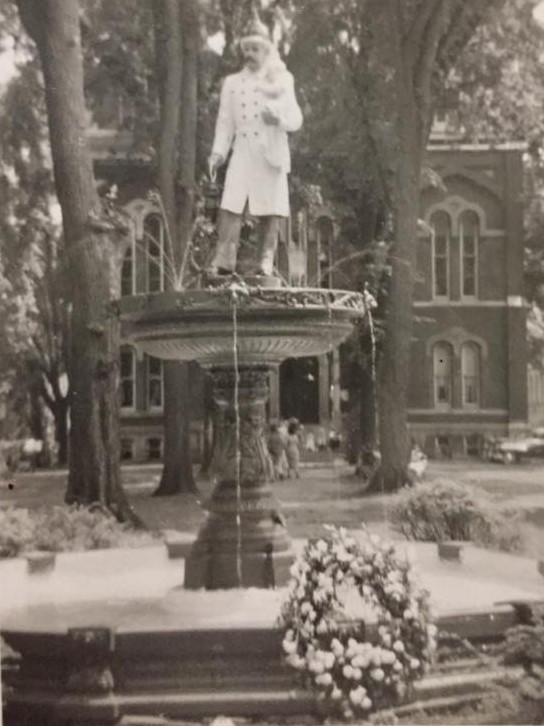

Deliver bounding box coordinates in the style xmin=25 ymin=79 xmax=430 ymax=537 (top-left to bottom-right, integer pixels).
xmin=364 ymin=287 xmax=389 ymax=529
xmin=231 ymin=288 xmax=243 ymax=587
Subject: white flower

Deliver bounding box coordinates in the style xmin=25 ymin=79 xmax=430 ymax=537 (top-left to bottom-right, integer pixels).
xmin=351 ymin=654 xmax=369 ymax=669
xmin=309 ymin=658 xmax=325 ymax=674
xmin=289 ymin=563 xmax=299 ymax=578
xmin=370 ymin=649 xmax=382 ymax=666
xmin=331 ymin=638 xmax=344 ymax=657
xmin=381 ymin=649 xmax=396 ymax=665
xmin=315 ymin=672 xmax=332 ymax=686
xmin=300 ymin=601 xmax=312 ymax=615
xmin=316 ymin=539 xmax=328 ymax=553
xmin=342 ymin=664 xmax=354 ymax=679
xmin=323 ymin=652 xmax=335 ymax=670
xmin=393 ymin=640 xmax=405 ymax=653
xmin=381 ymin=633 xmax=392 ymax=648
xmin=427 ymin=624 xmax=438 ymax=637
xmin=410 ymin=658 xmax=420 ymax=670
xmin=331 ymin=687 xmax=342 ymax=700
xmin=361 ymin=697 xmax=373 ymax=710
xmin=282 ymin=639 xmax=297 ymax=655
xmin=352 ymin=667 xmax=363 ymax=680
xmin=393 ymin=661 xmax=404 ymax=672
xmin=370 ymin=668 xmax=385 ymax=681
xmin=316 ymin=619 xmax=328 ymax=635
xmin=403 ymin=609 xmax=415 ymax=620
xmin=349 ymin=685 xmax=367 ymax=705
xmin=287 ymin=653 xmax=305 ymax=670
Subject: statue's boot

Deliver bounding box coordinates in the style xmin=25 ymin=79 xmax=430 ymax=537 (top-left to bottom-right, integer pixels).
xmin=257 ymin=215 xmax=280 ymax=276
xmin=208 ymin=210 xmax=242 ymax=275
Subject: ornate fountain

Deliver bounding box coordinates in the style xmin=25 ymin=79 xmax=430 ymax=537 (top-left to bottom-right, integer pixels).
xmin=119 ymin=279 xmax=368 ymax=589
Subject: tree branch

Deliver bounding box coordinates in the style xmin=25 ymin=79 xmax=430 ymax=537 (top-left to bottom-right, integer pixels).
xmin=436 ymin=0 xmax=505 ymax=73
xmin=403 ymin=0 xmax=442 ymax=64
xmin=413 ymin=0 xmax=451 ymax=134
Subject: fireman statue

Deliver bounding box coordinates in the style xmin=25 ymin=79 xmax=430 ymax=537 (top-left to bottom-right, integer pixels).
xmin=207 ymin=10 xmax=303 ymax=277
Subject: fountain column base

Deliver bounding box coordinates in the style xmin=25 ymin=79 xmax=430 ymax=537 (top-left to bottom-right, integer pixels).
xmin=184 ymin=367 xmax=295 ymax=590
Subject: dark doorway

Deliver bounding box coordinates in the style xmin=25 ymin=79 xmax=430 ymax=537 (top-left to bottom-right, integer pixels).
xmin=280 ymin=357 xmax=319 ymax=423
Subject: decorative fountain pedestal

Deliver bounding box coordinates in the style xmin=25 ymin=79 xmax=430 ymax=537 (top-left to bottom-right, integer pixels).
xmin=120 ymin=279 xmax=368 ymax=589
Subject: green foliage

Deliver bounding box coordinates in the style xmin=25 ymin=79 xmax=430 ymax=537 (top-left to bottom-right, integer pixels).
xmin=391 ymin=480 xmax=522 ymax=552
xmin=503 ymin=616 xmax=544 ymax=672
xmin=0 ymin=505 xmax=155 ymax=558
xmin=0 ymin=507 xmax=35 ymax=557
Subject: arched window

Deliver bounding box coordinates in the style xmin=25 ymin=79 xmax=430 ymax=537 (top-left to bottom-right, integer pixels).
xmin=146 ymin=355 xmax=163 ymax=410
xmin=144 ymin=214 xmax=165 ymax=292
xmin=433 ymin=342 xmax=454 ymax=408
xmin=461 ymin=342 xmax=481 ymax=407
xmin=119 ymin=347 xmax=135 ymax=409
xmin=317 ymin=216 xmax=334 ymax=289
xmin=431 ymin=211 xmax=451 ymax=298
xmin=120 ymin=243 xmax=134 ymax=297
xmin=459 ymin=210 xmax=479 ymax=298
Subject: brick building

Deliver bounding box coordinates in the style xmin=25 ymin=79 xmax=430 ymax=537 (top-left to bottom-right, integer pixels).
xmin=410 ymin=141 xmax=530 ymax=456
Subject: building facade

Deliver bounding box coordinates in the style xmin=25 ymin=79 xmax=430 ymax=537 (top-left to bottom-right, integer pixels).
xmin=409 ymin=142 xmax=529 ymax=456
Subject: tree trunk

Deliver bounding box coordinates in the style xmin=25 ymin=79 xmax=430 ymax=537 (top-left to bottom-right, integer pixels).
xmin=15 ymin=0 xmax=138 ymax=522
xmin=53 ymin=397 xmax=69 ymax=466
xmin=153 ymin=0 xmax=198 ymax=496
xmin=361 ymin=2 xmax=428 ymax=493
xmin=374 ymin=169 xmax=420 ymax=490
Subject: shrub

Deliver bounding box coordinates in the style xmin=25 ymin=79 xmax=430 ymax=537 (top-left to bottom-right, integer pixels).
xmin=0 ymin=505 xmax=155 ymax=558
xmin=0 ymin=508 xmax=35 ymax=557
xmin=391 ymin=480 xmax=522 ymax=552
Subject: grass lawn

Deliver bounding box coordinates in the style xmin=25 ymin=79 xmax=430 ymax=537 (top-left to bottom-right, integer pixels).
xmin=2 ymin=457 xmax=544 ymax=556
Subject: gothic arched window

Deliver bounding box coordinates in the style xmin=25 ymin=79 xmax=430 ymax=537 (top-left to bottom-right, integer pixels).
xmin=459 ymin=210 xmax=479 ymax=298
xmin=461 ymin=342 xmax=481 ymax=407
xmin=433 ymin=342 xmax=454 ymax=408
xmin=431 ymin=210 xmax=451 ymax=298
xmin=119 ymin=346 xmax=135 ymax=409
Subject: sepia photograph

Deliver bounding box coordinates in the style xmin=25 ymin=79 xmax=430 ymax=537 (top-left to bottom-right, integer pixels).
xmin=1 ymin=1 xmax=544 ymax=724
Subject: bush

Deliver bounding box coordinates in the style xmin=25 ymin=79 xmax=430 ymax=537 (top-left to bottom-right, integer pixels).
xmin=0 ymin=508 xmax=36 ymax=557
xmin=391 ymin=480 xmax=522 ymax=552
xmin=0 ymin=505 xmax=155 ymax=558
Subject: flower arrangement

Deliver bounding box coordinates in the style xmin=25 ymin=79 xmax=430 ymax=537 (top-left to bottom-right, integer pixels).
xmin=280 ymin=526 xmax=437 ymax=720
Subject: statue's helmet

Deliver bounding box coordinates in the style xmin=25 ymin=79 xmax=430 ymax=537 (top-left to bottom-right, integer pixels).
xmin=240 ymin=7 xmax=273 ymax=51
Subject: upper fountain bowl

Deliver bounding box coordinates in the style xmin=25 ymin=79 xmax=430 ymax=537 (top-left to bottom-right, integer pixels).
xmin=118 ymin=285 xmax=368 ymax=368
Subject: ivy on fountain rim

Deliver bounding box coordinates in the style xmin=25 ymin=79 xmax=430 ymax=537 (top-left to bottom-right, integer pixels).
xmin=280 ymin=526 xmax=437 ymax=721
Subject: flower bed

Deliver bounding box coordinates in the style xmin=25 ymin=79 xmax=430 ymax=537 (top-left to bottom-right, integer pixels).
xmin=280 ymin=526 xmax=436 ymax=720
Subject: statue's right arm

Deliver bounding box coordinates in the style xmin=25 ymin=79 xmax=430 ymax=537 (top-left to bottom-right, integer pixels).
xmin=211 ymin=77 xmax=234 ymax=161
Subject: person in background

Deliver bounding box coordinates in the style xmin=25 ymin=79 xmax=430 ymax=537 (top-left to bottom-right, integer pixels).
xmin=286 ymin=419 xmax=301 ymax=479
xmin=267 ymin=422 xmax=287 ymax=481
xmin=315 ymin=426 xmax=327 ymax=451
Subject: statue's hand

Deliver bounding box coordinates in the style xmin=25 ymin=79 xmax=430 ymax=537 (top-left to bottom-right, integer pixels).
xmin=261 ymin=107 xmax=280 ymax=126
xmin=208 ymin=153 xmax=224 ymax=181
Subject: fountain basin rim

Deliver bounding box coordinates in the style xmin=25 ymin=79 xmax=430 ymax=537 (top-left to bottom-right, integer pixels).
xmin=115 ymin=286 xmax=368 ymax=320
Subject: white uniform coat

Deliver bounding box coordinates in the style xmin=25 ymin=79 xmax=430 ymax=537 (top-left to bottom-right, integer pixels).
xmin=212 ymin=66 xmax=303 ymax=217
